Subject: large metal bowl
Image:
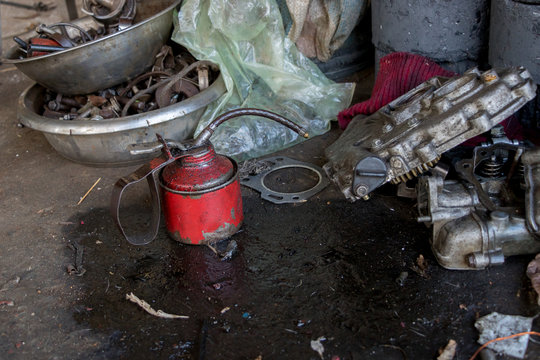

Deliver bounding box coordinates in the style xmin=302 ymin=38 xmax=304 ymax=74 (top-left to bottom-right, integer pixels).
xmin=3 ymin=0 xmax=181 ymax=95
xmin=17 ymin=75 xmax=226 ymax=167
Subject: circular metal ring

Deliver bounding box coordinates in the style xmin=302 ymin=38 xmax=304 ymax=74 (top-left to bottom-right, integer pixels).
xmin=240 ymin=156 xmax=329 ymax=204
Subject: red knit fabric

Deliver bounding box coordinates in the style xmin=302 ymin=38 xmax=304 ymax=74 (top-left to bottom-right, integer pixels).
xmin=338 ymin=52 xmax=456 ymax=129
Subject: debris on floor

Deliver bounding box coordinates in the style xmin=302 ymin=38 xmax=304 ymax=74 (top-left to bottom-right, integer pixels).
xmin=0 ymin=276 xmax=20 ymax=292
xmin=126 ymin=292 xmax=189 ymax=319
xmin=474 ymin=312 xmax=535 ymax=359
xmin=526 ymin=253 xmax=540 ymax=306
xmin=310 ymin=336 xmax=326 ymax=359
xmin=77 ymin=177 xmax=100 ymax=205
xmin=437 ymin=339 xmax=457 ymax=360
xmin=395 ymin=271 xmax=408 ymax=286
xmin=66 ymin=239 xmax=86 ymax=276
xmin=411 ymin=254 xmax=429 ymax=278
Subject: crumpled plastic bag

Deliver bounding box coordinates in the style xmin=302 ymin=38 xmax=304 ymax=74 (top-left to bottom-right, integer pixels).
xmin=172 ymin=0 xmax=355 ymax=161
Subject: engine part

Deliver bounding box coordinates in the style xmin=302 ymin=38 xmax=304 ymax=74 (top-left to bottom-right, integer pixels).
xmin=240 ymin=156 xmax=329 ymax=204
xmin=489 ymin=0 xmax=540 ymax=84
xmin=111 ymin=108 xmax=308 ymax=245
xmin=522 ymin=148 xmax=540 ymax=235
xmin=324 ymin=67 xmax=537 ymax=202
xmin=372 ymin=0 xmax=489 ymax=73
xmin=417 ymin=140 xmax=540 ymax=269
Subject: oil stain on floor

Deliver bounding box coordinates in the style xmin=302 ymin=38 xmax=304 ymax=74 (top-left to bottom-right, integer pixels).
xmin=63 ymin=192 xmax=540 ymax=359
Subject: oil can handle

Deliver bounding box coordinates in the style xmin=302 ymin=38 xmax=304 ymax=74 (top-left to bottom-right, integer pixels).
xmin=110 ymin=154 xmax=176 ymax=245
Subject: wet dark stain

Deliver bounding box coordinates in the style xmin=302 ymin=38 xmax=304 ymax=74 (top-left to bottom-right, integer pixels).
xmin=63 ymin=193 xmax=540 ymax=359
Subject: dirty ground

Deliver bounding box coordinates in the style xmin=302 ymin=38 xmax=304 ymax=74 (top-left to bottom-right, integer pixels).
xmin=1 ymin=2 xmax=540 ymax=360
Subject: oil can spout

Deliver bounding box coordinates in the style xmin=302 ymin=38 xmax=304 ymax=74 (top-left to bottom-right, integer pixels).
xmin=193 ymin=108 xmax=309 ymax=147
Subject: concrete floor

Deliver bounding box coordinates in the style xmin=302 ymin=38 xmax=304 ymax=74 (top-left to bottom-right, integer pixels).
xmin=1 ymin=2 xmax=539 ymax=360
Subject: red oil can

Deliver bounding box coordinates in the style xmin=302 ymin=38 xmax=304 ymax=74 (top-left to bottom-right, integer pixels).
xmin=160 ymin=144 xmax=243 ymax=244
xmin=111 ymin=108 xmax=308 ymax=245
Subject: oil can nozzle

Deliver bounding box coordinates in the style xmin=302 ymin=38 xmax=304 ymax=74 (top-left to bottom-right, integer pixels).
xmin=193 ymin=108 xmax=309 ymax=147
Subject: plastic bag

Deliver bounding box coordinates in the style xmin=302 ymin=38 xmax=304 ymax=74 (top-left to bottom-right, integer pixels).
xmin=172 ymin=0 xmax=355 ymax=161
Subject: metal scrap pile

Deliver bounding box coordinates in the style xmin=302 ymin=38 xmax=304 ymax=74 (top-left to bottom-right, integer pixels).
xmin=41 ymin=45 xmax=218 ymax=121
xmin=13 ymin=0 xmax=137 ymax=58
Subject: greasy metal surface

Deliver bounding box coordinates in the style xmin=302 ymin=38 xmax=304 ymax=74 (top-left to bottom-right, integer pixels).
xmin=3 ymin=0 xmax=181 ymax=94
xmin=324 ymin=67 xmax=537 ymax=201
xmin=523 ymin=148 xmax=540 ymax=234
xmin=240 ymin=156 xmax=330 ymax=204
xmin=16 ymin=75 xmax=226 ymax=166
xmin=372 ymin=0 xmax=489 ymax=72
xmin=489 ymin=0 xmax=540 ymax=84
xmin=417 ymin=141 xmax=540 ymax=270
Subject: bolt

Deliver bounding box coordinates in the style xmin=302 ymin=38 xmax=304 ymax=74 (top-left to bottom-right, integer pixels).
xmin=390 ymin=157 xmax=403 ymax=169
xmin=355 ymin=184 xmax=369 ymax=197
xmin=490 ymin=125 xmax=505 ymax=138
xmin=467 ymin=254 xmax=477 ymax=268
xmin=372 ymin=138 xmax=383 ymax=148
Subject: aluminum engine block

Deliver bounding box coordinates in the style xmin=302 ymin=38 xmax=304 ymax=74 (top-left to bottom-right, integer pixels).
xmin=417 ymin=140 xmax=540 ymax=269
xmin=324 ymin=67 xmax=537 ymax=201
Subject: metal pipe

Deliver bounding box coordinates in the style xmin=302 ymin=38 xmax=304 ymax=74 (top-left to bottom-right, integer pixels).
xmin=28 ymin=44 xmax=66 ymax=52
xmin=12 ymin=36 xmax=28 ymax=49
xmin=194 ymin=108 xmax=309 ymax=147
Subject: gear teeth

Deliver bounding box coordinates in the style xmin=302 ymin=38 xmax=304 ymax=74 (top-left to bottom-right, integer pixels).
xmin=391 ymin=157 xmax=441 ymax=185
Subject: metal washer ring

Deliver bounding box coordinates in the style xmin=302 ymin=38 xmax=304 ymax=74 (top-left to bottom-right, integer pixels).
xmin=240 ymin=156 xmax=329 ymax=204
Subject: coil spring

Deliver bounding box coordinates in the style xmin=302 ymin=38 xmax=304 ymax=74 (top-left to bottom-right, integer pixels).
xmin=390 ymin=155 xmax=441 ymax=184
xmin=478 ymin=155 xmax=504 ymax=178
